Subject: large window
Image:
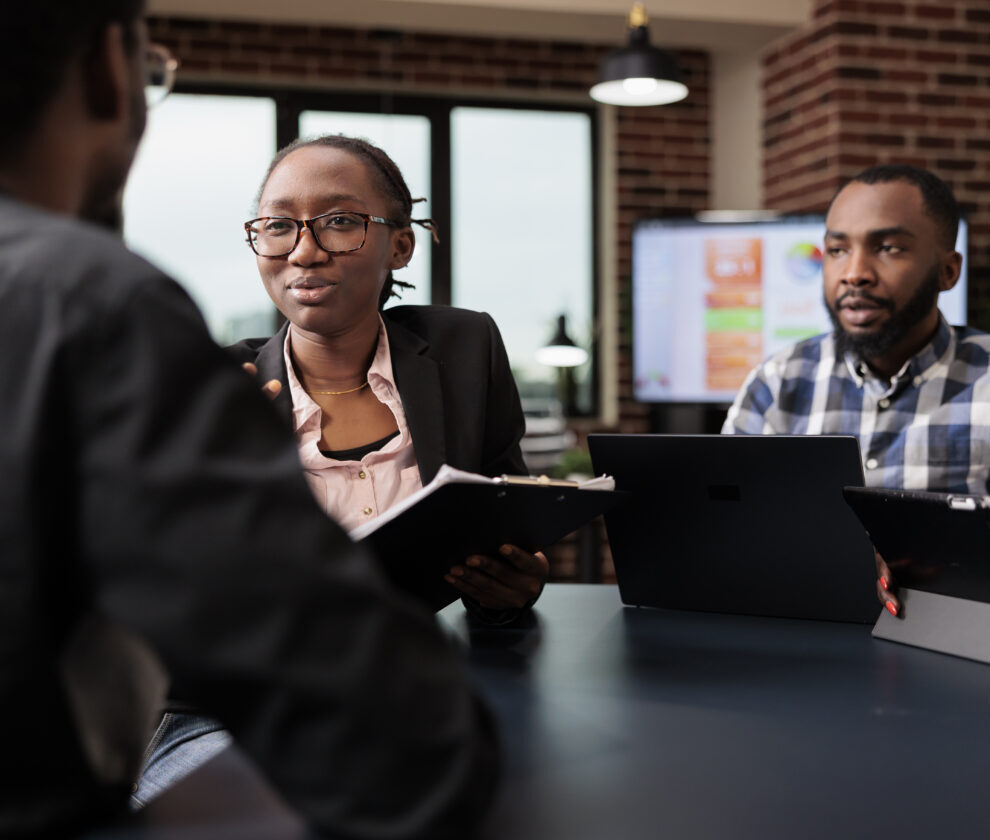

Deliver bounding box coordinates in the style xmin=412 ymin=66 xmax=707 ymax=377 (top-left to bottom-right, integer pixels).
xmin=124 ymin=94 xmax=277 ymax=342
xmin=123 ymin=89 xmax=597 ymax=413
xmin=451 ymin=107 xmax=593 ymax=407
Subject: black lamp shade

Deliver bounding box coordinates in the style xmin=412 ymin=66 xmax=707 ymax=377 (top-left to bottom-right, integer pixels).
xmin=536 ymin=315 xmax=588 ymax=368
xmin=590 ymin=25 xmax=688 ymax=107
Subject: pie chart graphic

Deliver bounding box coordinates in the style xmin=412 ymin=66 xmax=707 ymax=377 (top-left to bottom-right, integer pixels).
xmin=787 ymin=242 xmax=823 ymax=281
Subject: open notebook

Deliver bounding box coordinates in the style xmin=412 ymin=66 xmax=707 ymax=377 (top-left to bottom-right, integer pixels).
xmin=350 ymin=465 xmax=625 ymax=612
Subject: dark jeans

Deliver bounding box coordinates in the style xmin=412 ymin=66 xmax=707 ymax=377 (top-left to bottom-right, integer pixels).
xmin=131 ymin=712 xmax=231 ymax=808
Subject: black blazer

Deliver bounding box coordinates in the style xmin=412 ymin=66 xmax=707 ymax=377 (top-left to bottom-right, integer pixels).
xmin=227 ymin=305 xmax=528 ymax=483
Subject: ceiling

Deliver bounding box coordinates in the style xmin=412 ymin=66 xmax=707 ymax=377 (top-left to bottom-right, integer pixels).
xmin=148 ymin=0 xmax=812 ymax=53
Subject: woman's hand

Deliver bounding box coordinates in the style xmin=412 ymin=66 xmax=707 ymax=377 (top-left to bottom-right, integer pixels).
xmin=241 ymin=362 xmax=282 ymax=400
xmin=876 ymin=548 xmax=900 ymax=617
xmin=446 ymin=545 xmax=549 ymax=611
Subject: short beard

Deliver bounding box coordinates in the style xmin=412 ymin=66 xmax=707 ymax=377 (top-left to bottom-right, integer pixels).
xmin=828 ymin=265 xmax=941 ymax=361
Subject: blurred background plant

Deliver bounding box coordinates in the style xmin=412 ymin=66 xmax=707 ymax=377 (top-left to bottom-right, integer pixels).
xmin=550 ymin=446 xmax=594 ymax=479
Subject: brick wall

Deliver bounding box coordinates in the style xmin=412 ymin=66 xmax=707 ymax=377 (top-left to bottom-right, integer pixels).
xmin=614 ymin=80 xmax=711 ymax=431
xmin=148 ymin=17 xmax=712 ymax=434
xmin=763 ymin=0 xmax=990 ymax=325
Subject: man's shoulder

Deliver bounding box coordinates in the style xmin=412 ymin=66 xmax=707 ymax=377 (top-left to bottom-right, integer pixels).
xmin=947 ymin=324 xmax=990 ymax=379
xmin=0 ymin=196 xmax=166 ymax=302
xmin=952 ymin=324 xmax=990 ymax=352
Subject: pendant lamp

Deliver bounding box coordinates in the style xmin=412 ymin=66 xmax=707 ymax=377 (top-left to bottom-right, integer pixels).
xmin=590 ymin=3 xmax=688 ymax=107
xmin=536 ymin=314 xmax=589 ymax=369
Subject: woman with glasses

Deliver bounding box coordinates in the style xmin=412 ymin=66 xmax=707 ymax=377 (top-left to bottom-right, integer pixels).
xmin=236 ymin=133 xmax=547 ymax=603
xmin=133 ymin=134 xmax=548 ymax=806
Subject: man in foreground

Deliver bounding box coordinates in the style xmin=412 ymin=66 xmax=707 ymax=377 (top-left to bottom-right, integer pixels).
xmin=0 ymin=3 xmax=496 ymax=837
xmin=723 ymin=165 xmax=990 ymax=615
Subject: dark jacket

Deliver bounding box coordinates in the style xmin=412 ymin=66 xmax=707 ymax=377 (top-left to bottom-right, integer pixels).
xmin=228 ymin=306 xmax=530 ymax=623
xmin=0 ymin=195 xmax=497 ymax=839
xmin=226 ymin=305 xmax=528 ymax=484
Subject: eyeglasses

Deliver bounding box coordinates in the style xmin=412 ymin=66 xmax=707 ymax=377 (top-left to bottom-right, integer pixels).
xmin=244 ymin=211 xmax=398 ymax=258
xmin=145 ymin=44 xmax=179 ymax=108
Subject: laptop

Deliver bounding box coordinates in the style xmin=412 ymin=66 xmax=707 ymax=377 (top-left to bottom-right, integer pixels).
xmin=588 ymin=434 xmax=881 ymax=623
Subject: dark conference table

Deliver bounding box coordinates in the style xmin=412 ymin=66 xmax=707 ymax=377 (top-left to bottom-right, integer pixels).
xmin=104 ymin=584 xmax=990 ymax=838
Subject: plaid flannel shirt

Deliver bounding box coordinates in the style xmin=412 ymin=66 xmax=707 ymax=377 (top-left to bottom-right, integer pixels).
xmin=722 ymin=314 xmax=990 ymax=494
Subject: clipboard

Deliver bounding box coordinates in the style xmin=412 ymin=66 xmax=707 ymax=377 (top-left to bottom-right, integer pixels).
xmin=350 ymin=466 xmax=627 ymax=612
xmin=843 ymin=485 xmax=990 ymax=664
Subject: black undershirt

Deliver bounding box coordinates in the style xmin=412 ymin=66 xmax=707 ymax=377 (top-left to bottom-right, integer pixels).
xmin=320 ymin=429 xmax=400 ymax=462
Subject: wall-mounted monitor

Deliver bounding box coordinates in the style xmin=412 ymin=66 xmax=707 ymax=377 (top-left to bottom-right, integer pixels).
xmin=632 ymin=215 xmax=968 ymax=404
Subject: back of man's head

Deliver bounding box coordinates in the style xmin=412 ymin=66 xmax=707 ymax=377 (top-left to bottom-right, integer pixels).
xmin=831 ymin=164 xmax=960 ymax=251
xmin=0 ymin=1 xmax=145 ymax=162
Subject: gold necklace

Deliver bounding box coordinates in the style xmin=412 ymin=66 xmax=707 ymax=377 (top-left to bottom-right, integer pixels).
xmin=307 ymin=381 xmax=370 ymax=396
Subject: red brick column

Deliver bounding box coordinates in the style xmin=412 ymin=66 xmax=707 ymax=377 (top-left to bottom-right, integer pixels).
xmin=763 ymin=0 xmax=990 ymax=324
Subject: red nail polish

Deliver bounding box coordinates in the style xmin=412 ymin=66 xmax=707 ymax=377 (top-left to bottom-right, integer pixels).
xmin=885 ymin=600 xmax=898 ymax=617
xmin=880 ymin=576 xmax=888 ymax=591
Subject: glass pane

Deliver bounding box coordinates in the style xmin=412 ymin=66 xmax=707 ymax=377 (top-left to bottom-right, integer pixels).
xmin=451 ymin=108 xmax=593 ymax=412
xmin=299 ymin=111 xmax=432 ymax=307
xmin=124 ymin=94 xmax=278 ymax=343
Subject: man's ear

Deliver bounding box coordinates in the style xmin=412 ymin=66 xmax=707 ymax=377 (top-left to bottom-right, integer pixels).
xmin=940 ymin=250 xmax=962 ymax=293
xmin=82 ymin=23 xmax=129 ymax=122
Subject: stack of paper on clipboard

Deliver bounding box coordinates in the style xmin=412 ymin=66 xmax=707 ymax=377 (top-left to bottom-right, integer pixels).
xmin=349 ymin=465 xmax=627 ymax=611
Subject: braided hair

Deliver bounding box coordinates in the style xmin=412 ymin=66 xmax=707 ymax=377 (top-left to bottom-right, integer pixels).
xmin=256 ymin=134 xmax=439 ymax=309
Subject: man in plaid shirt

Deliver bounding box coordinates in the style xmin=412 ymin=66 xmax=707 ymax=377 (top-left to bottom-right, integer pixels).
xmin=722 ymin=165 xmax=990 ymax=614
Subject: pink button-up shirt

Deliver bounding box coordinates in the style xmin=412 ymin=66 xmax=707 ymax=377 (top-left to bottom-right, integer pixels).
xmin=285 ymin=318 xmax=423 ymax=533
